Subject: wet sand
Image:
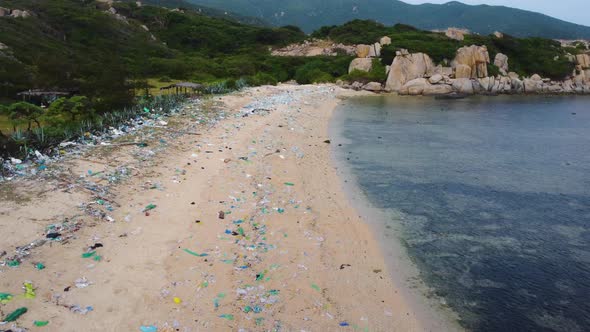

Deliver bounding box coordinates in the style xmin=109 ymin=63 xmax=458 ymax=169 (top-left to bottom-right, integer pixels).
xmin=0 ymin=84 xmax=454 ymax=331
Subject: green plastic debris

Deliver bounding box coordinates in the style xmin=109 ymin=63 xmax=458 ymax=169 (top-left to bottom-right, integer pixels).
xmin=219 ymin=314 xmax=234 ymax=321
xmin=4 ymin=307 xmax=27 ymax=322
xmin=82 ymin=251 xmax=96 ymax=258
xmin=97 ymin=199 xmax=105 ymax=205
xmin=255 ymin=317 xmax=265 ymax=326
xmin=243 ymin=306 xmax=252 ymax=313
xmin=237 ymin=227 xmax=245 ymax=236
xmin=34 ymin=320 xmax=49 ymax=327
xmin=201 ymin=281 xmax=209 ymax=288
xmin=284 ymin=182 xmax=295 ymax=186
xmin=7 ymin=260 xmax=20 ymax=267
xmin=277 ymin=208 xmax=285 ymax=214
xmin=311 ymin=284 xmax=321 ymax=291
xmin=221 ymin=259 xmax=234 ymax=264
xmin=143 ymin=107 xmax=150 ymax=113
xmin=24 ymin=282 xmax=36 ymax=299
xmin=256 ymin=271 xmax=265 ymax=281
xmin=143 ymin=204 xmax=157 ymax=212
xmin=35 ymin=263 xmax=46 ymax=270
xmin=267 ymin=289 xmax=280 ymax=296
xmin=183 ymin=249 xmax=208 ymax=257
xmin=0 ymin=293 xmax=13 ymax=304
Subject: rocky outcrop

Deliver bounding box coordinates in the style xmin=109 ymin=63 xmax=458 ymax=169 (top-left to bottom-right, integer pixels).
xmin=0 ymin=8 xmax=31 ymax=18
xmin=455 ymin=64 xmax=472 ymax=79
xmin=363 ymin=82 xmax=383 ymax=92
xmin=452 ymin=78 xmax=474 ymax=94
xmin=575 ymin=54 xmax=590 ymax=68
xmin=494 ymin=53 xmax=509 ymax=75
xmin=398 ymin=78 xmax=430 ymax=95
xmin=423 ymin=84 xmax=453 ymax=95
xmin=385 ymin=50 xmax=434 ymax=91
xmin=356 ymin=44 xmax=371 ymax=58
xmin=524 ymin=75 xmax=544 ymax=93
xmin=452 ymin=45 xmax=490 ymax=78
xmin=348 ymin=58 xmax=373 ymax=73
xmin=0 ymin=42 xmax=7 ymax=50
xmin=380 ymin=36 xmax=391 ymax=46
xmin=368 ymin=42 xmax=381 ymax=58
xmin=445 ymin=28 xmax=467 ymax=41
xmin=429 ymin=74 xmax=443 ymax=84
xmin=272 ymin=40 xmax=356 ymax=57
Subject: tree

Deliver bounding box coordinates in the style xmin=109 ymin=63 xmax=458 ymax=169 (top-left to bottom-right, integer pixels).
xmin=48 ymin=96 xmax=94 ymax=122
xmin=7 ymin=102 xmax=44 ymax=131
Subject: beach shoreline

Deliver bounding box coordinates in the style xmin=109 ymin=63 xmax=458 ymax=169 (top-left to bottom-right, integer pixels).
xmin=1 ymin=84 xmax=454 ymax=331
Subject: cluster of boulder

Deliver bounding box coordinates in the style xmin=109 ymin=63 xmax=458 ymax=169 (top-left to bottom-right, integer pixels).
xmin=344 ymin=36 xmax=590 ymax=95
xmin=347 ymin=36 xmax=391 ymax=74
xmin=0 ymin=7 xmax=31 ymax=18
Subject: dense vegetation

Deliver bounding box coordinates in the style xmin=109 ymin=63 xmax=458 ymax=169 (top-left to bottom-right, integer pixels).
xmin=315 ymin=20 xmax=577 ymax=80
xmin=185 ymin=0 xmax=590 ymax=38
xmin=0 ymin=0 xmax=345 ymax=155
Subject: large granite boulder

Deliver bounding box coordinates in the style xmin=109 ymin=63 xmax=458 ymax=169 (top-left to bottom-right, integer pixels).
xmin=434 ymin=66 xmax=453 ymax=77
xmin=452 ymin=78 xmax=474 ymax=94
xmin=363 ymin=82 xmax=383 ymax=92
xmin=429 ymin=74 xmax=444 ymax=84
xmin=494 ymin=53 xmax=509 ymax=75
xmin=398 ymin=78 xmax=430 ymax=95
xmin=455 ymin=64 xmax=472 ymax=79
xmin=452 ymin=45 xmax=490 ymax=78
xmin=0 ymin=42 xmax=7 ymax=50
xmin=423 ymin=84 xmax=453 ymax=95
xmin=523 ymin=78 xmax=542 ymax=93
xmin=348 ymin=58 xmax=373 ymax=73
xmin=356 ymin=44 xmax=371 ymax=58
xmin=575 ymin=54 xmax=590 ymax=68
xmin=380 ymin=36 xmax=391 ymax=46
xmin=0 ymin=7 xmax=10 ymax=16
xmin=445 ymin=28 xmax=466 ymax=41
xmin=385 ymin=51 xmax=434 ymax=91
xmin=10 ymin=9 xmax=30 ymax=18
xmin=368 ymin=42 xmax=381 ymax=58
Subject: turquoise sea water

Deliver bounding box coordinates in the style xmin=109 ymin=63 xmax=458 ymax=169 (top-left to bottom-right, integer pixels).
xmin=332 ymin=95 xmax=590 ymax=331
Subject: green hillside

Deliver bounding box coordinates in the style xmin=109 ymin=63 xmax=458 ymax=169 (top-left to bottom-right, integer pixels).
xmin=185 ymin=0 xmax=590 ymax=38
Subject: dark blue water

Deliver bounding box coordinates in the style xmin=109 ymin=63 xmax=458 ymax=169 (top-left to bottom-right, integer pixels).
xmin=333 ymin=96 xmax=590 ymax=331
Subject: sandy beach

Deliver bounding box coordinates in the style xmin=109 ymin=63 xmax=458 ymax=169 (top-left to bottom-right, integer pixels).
xmin=0 ymin=84 xmax=456 ymax=331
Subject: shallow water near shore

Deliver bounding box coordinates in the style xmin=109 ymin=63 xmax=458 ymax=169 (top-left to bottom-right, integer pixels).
xmin=331 ymin=95 xmax=590 ymax=331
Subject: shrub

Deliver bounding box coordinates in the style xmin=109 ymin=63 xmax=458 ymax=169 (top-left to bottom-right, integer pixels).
xmin=341 ymin=60 xmax=388 ymax=84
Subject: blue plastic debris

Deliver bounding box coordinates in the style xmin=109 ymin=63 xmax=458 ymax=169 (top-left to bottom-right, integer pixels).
xmin=140 ymin=325 xmax=157 ymax=332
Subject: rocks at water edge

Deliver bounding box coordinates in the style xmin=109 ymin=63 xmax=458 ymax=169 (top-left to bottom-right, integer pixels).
xmin=362 ymin=82 xmax=383 ymax=92
xmin=385 ymin=50 xmax=434 ymax=91
xmin=344 ymin=38 xmax=590 ymax=96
